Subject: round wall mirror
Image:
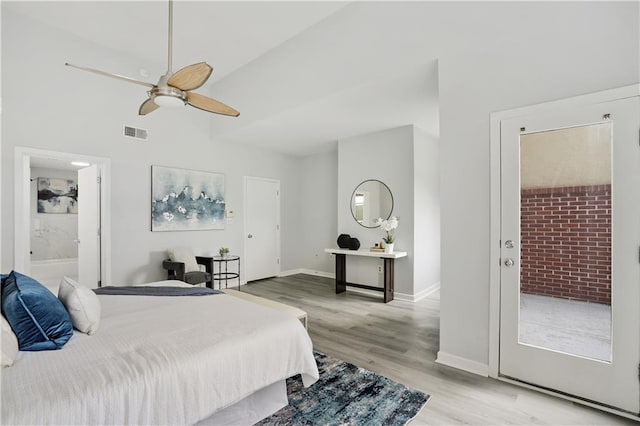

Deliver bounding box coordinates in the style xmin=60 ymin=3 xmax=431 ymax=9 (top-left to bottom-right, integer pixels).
xmin=350 ymin=179 xmax=393 ymax=228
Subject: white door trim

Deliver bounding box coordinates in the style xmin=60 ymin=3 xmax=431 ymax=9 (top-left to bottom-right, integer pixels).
xmin=78 ymin=164 xmax=101 ymax=288
xmin=489 ymin=84 xmax=640 ymax=379
xmin=243 ymin=176 xmax=281 ymax=282
xmin=14 ymin=147 xmax=112 ymax=285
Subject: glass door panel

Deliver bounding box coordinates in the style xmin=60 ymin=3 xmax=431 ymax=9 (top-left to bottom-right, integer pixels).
xmin=519 ymin=123 xmax=612 ymax=362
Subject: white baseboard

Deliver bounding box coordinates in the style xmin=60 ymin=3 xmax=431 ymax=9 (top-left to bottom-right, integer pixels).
xmin=346 ymin=287 xmax=384 ymax=299
xmin=391 ymin=292 xmax=413 ymax=302
xmin=435 ymin=351 xmax=489 ymax=377
xmin=278 ymin=268 xmax=304 ymax=277
xmin=301 ymin=269 xmax=335 ymax=279
xmin=279 ymin=268 xmax=335 ymax=279
xmin=395 ymin=282 xmax=440 ymax=302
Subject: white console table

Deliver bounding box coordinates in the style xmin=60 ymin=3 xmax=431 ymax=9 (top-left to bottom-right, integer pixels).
xmin=324 ymin=248 xmax=408 ymax=303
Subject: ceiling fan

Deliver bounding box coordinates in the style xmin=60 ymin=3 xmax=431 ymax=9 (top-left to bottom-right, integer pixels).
xmin=65 ymin=0 xmax=239 ymax=117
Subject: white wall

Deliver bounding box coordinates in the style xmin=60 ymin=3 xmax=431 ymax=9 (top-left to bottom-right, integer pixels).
xmin=1 ymin=9 xmax=303 ymax=284
xmin=296 ymin=148 xmax=338 ymax=274
xmin=30 ymin=167 xmax=78 ymax=260
xmin=337 ymin=125 xmax=415 ymax=295
xmin=413 ymin=127 xmax=440 ymax=295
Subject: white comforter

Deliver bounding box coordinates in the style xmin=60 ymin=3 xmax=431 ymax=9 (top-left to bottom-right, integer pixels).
xmin=1 ymin=283 xmax=318 ymax=425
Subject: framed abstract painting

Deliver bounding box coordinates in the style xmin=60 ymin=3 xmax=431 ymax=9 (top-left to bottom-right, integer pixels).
xmin=151 ymin=165 xmax=225 ymax=231
xmin=37 ymin=177 xmax=78 ymax=214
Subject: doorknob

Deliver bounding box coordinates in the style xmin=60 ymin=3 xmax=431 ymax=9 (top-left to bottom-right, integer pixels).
xmin=248 ymin=234 xmax=253 ymax=239
xmin=504 ymin=258 xmax=515 ymax=267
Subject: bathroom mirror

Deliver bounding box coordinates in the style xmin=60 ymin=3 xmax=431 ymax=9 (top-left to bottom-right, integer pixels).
xmin=350 ymin=179 xmax=393 ymax=228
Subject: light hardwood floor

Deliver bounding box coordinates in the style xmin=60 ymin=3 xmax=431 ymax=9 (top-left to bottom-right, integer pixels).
xmin=242 ymin=274 xmax=634 ymax=425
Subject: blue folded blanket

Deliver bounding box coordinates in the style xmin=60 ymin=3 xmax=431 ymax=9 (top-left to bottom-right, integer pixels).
xmin=94 ymin=286 xmax=224 ymax=296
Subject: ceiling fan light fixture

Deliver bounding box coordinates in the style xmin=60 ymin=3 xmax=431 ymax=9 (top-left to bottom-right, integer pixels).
xmin=154 ymin=94 xmax=185 ymax=108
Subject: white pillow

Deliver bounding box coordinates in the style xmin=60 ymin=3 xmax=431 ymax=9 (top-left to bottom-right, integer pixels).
xmin=58 ymin=276 xmax=101 ymax=335
xmin=1 ymin=315 xmax=19 ymax=367
xmin=168 ymin=247 xmax=200 ymax=273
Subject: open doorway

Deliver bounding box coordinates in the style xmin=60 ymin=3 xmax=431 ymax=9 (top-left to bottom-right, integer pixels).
xmin=14 ymin=147 xmax=111 ymax=289
xmin=29 ymin=158 xmax=81 ymax=287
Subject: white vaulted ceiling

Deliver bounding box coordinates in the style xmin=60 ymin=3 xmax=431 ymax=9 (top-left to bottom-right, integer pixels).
xmin=4 ymin=1 xmax=439 ymax=156
xmin=4 ymin=1 xmax=349 ymax=81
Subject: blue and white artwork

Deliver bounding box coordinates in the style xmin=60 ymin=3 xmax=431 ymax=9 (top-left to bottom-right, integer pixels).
xmin=37 ymin=177 xmax=78 ymax=214
xmin=151 ymin=166 xmax=225 ymax=231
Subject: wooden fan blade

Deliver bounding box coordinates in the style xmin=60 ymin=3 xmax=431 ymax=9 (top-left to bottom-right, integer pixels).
xmin=139 ymin=98 xmax=160 ymax=115
xmin=65 ymin=63 xmax=155 ymax=88
xmin=167 ymin=62 xmax=212 ymax=91
xmin=187 ymin=92 xmax=239 ymax=117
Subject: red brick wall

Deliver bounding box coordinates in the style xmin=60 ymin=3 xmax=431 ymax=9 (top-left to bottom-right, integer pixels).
xmin=520 ymin=184 xmax=611 ymax=305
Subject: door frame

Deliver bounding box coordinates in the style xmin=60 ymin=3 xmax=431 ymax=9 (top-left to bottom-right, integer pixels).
xmin=488 ymin=84 xmax=639 ymax=414
xmin=14 ymin=147 xmax=112 ymax=285
xmin=243 ymin=176 xmax=281 ymax=282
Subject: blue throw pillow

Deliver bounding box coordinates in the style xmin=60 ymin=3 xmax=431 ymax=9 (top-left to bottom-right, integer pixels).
xmin=1 ymin=271 xmax=73 ymax=351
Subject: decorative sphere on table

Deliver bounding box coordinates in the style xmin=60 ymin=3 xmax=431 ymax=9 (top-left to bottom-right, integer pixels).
xmin=348 ymin=237 xmax=360 ymax=250
xmin=337 ymin=234 xmax=352 ymax=249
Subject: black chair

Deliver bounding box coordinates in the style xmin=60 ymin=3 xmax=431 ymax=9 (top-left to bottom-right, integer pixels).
xmin=163 ymin=256 xmax=213 ymax=288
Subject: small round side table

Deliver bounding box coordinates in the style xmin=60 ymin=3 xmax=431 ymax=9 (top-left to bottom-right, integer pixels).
xmin=212 ymin=255 xmax=240 ymax=290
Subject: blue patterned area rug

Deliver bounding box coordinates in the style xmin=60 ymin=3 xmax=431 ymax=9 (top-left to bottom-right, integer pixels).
xmin=256 ymin=351 xmax=430 ymax=426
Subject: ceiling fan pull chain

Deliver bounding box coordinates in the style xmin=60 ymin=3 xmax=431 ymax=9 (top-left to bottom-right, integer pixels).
xmin=167 ymin=0 xmax=173 ymax=74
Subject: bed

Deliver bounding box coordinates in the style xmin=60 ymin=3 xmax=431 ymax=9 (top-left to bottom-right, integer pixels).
xmin=1 ymin=280 xmax=319 ymax=425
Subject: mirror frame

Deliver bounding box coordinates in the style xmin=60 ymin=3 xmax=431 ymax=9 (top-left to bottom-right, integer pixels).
xmin=350 ymin=179 xmax=394 ymax=228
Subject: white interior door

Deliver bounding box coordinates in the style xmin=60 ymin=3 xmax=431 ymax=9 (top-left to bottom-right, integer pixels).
xmin=244 ymin=177 xmax=280 ymax=282
xmin=78 ymin=164 xmax=100 ymax=288
xmin=499 ymin=96 xmax=640 ymax=413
